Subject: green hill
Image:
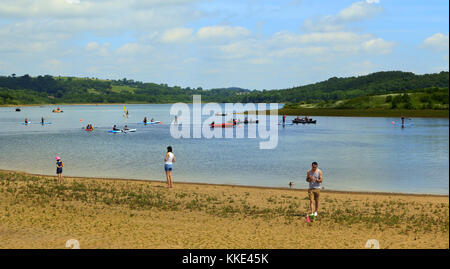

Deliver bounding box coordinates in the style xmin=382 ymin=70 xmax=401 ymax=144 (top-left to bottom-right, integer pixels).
xmin=0 ymin=71 xmax=448 ymax=112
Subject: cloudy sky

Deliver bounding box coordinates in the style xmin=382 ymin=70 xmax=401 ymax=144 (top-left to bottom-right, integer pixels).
xmin=0 ymin=0 xmax=448 ymax=90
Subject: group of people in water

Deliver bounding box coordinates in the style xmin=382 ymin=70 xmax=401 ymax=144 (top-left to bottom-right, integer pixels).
xmin=85 ymin=124 xmax=94 ymax=130
xmin=24 ymin=117 xmax=46 ymax=124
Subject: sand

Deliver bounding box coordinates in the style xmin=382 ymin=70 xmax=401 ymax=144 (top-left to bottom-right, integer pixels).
xmin=0 ymin=169 xmax=448 ymax=249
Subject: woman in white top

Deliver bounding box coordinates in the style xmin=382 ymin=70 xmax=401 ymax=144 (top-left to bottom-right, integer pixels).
xmin=164 ymin=146 xmax=175 ymax=188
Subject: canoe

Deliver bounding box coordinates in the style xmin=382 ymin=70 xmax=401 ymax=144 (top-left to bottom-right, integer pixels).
xmin=210 ymin=123 xmax=234 ymax=128
xmin=138 ymin=121 xmax=161 ymax=125
xmin=122 ymin=129 xmax=136 ymax=132
xmin=292 ymin=120 xmax=316 ymax=124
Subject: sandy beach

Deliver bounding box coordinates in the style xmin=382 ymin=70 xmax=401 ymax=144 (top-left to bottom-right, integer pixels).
xmin=0 ymin=169 xmax=448 ymax=249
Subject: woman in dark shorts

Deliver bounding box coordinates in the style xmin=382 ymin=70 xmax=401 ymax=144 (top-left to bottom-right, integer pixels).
xmin=164 ymin=146 xmax=175 ymax=188
xmin=56 ymin=156 xmax=63 ymax=183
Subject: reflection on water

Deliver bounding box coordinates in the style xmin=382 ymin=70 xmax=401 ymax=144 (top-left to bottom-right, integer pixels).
xmin=0 ymin=104 xmax=448 ymax=194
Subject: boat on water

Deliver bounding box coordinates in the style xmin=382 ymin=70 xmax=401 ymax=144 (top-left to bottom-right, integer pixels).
xmin=292 ymin=118 xmax=316 ymax=124
xmin=52 ymin=107 xmax=63 ymax=113
xmin=210 ymin=122 xmax=235 ymax=128
xmin=108 ymin=129 xmax=136 ymax=133
xmin=15 ymin=108 xmax=21 ymax=112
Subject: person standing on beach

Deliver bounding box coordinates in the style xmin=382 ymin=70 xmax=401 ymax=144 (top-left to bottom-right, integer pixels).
xmin=164 ymin=146 xmax=175 ymax=188
xmin=306 ymin=162 xmax=322 ymax=217
xmin=56 ymin=156 xmax=63 ymax=183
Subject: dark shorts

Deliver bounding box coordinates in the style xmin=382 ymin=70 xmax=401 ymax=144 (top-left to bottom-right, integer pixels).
xmin=164 ymin=164 xmax=173 ymax=172
xmin=56 ymin=168 xmax=63 ymax=174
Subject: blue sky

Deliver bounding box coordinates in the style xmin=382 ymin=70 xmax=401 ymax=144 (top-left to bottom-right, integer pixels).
xmin=0 ymin=0 xmax=448 ymax=90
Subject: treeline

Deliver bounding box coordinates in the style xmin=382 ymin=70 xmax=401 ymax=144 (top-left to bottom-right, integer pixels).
xmin=0 ymin=75 xmax=250 ymax=105
xmin=0 ymin=71 xmax=448 ymax=107
xmin=237 ymin=71 xmax=449 ymax=103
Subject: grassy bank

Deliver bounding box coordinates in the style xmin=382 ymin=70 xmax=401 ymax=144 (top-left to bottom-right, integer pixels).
xmin=276 ymin=108 xmax=449 ymax=118
xmin=0 ymin=170 xmax=448 ymax=249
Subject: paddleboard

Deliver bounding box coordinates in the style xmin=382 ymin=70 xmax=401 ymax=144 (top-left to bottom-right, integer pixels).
xmin=37 ymin=122 xmax=52 ymax=125
xmin=22 ymin=122 xmax=32 ymax=125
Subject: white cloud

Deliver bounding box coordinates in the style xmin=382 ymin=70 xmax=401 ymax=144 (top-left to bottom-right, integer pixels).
xmin=161 ymin=28 xmax=193 ymax=43
xmin=421 ymin=33 xmax=449 ymax=52
xmin=116 ymin=43 xmax=152 ymax=56
xmin=303 ymin=1 xmax=382 ymax=32
xmin=85 ymin=42 xmax=111 ymax=57
xmin=197 ymin=25 xmax=251 ymax=40
xmin=362 ymin=38 xmax=395 ymax=54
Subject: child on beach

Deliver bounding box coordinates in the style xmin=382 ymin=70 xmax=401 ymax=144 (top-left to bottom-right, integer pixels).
xmin=56 ymin=156 xmax=63 ymax=183
xmin=164 ymin=146 xmax=175 ymax=188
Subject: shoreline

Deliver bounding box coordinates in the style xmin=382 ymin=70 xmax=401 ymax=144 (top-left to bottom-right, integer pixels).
xmin=1 ymin=169 xmax=447 ymax=198
xmin=2 ymin=103 xmax=448 ymax=118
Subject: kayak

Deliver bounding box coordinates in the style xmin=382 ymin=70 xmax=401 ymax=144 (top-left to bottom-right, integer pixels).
xmin=85 ymin=129 xmax=94 ymax=131
xmin=108 ymin=129 xmax=136 ymax=133
xmin=123 ymin=128 xmax=136 ymax=132
xmin=138 ymin=121 xmax=161 ymax=125
xmin=52 ymin=110 xmax=63 ymax=113
xmin=210 ymin=123 xmax=235 ymax=128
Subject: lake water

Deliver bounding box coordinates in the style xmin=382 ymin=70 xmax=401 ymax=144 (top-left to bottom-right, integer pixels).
xmin=0 ymin=104 xmax=448 ymax=195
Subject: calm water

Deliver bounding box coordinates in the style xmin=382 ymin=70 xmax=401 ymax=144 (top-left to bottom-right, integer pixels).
xmin=0 ymin=104 xmax=448 ymax=195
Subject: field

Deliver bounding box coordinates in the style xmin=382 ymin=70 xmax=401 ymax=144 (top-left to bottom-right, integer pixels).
xmin=0 ymin=170 xmax=448 ymax=249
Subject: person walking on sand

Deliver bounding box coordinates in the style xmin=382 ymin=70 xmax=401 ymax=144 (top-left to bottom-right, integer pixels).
xmin=164 ymin=146 xmax=175 ymax=188
xmin=306 ymin=161 xmax=322 ymax=218
xmin=56 ymin=156 xmax=63 ymax=183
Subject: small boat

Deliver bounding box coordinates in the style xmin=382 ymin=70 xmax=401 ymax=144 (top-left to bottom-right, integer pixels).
xmin=244 ymin=119 xmax=259 ymax=124
xmin=138 ymin=121 xmax=161 ymax=125
xmin=210 ymin=123 xmax=235 ymax=128
xmin=52 ymin=109 xmax=63 ymax=113
xmin=108 ymin=128 xmax=136 ymax=133
xmin=292 ymin=119 xmax=316 ymax=124
xmin=15 ymin=108 xmax=21 ymax=112
xmin=85 ymin=128 xmax=94 ymax=131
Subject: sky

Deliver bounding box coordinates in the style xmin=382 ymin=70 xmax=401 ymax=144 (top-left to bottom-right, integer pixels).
xmin=0 ymin=0 xmax=448 ymax=90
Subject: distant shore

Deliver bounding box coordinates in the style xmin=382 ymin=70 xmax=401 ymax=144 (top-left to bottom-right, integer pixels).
xmin=2 ymin=103 xmax=449 ymax=118
xmin=273 ymin=108 xmax=449 ymax=118
xmin=0 ymin=169 xmax=448 ymax=249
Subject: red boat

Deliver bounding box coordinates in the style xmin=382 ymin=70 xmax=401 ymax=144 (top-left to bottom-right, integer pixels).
xmin=210 ymin=123 xmax=235 ymax=128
